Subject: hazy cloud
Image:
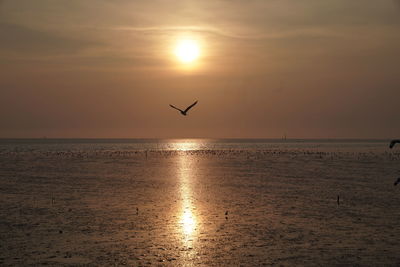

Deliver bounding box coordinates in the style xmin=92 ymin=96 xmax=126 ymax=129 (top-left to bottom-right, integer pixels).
xmin=107 ymin=25 xmax=346 ymax=41
xmin=0 ymin=22 xmax=99 ymax=55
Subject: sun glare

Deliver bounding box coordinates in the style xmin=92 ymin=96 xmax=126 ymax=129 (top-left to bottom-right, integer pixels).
xmin=174 ymin=39 xmax=200 ymax=63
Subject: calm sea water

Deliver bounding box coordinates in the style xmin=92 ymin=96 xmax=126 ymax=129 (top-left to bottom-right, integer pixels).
xmin=0 ymin=138 xmax=390 ymax=153
xmin=1 ymin=138 xmax=400 ymax=265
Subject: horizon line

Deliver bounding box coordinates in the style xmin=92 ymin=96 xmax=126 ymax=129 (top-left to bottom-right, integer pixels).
xmin=0 ymin=137 xmax=393 ymax=141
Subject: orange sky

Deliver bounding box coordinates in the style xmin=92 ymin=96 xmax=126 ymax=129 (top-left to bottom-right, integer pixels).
xmin=0 ymin=0 xmax=399 ymax=138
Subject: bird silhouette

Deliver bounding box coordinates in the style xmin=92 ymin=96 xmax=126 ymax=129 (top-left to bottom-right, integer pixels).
xmin=394 ymin=177 xmax=400 ymax=186
xmin=169 ymin=101 xmax=198 ymax=116
xmin=389 ymin=140 xmax=400 ymax=149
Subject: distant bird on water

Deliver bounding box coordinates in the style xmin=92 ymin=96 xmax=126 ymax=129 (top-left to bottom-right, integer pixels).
xmin=169 ymin=101 xmax=198 ymax=116
xmin=389 ymin=140 xmax=400 ymax=149
xmin=394 ymin=178 xmax=400 ymax=186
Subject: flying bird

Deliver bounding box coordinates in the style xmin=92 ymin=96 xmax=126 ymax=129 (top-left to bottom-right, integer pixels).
xmin=389 ymin=140 xmax=400 ymax=149
xmin=169 ymin=101 xmax=198 ymax=116
xmin=394 ymin=177 xmax=400 ymax=186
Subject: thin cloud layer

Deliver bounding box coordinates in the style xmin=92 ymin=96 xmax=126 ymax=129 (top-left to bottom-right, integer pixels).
xmin=0 ymin=22 xmax=97 ymax=55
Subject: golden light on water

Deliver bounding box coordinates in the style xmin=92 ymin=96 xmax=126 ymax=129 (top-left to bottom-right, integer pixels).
xmin=176 ymin=141 xmax=199 ymax=246
xmin=181 ymin=205 xmax=196 ymax=236
xmin=171 ymin=140 xmax=201 ymax=151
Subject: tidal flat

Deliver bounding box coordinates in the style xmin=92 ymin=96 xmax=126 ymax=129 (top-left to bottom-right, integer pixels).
xmin=1 ymin=140 xmax=400 ymax=266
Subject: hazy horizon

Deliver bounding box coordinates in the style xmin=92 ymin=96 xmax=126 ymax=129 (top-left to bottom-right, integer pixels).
xmin=1 ymin=0 xmax=399 ymax=139
xmin=0 ymin=137 xmax=392 ymax=141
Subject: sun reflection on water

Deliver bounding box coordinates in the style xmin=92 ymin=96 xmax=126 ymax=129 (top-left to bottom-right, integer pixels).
xmin=181 ymin=206 xmax=196 ymax=236
xmin=176 ymin=141 xmax=199 ymax=246
xmin=170 ymin=140 xmax=202 ymax=151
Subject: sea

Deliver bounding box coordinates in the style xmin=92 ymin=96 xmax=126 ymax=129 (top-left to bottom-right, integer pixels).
xmin=1 ymin=138 xmax=400 ymax=266
xmin=0 ymin=138 xmax=392 ymax=152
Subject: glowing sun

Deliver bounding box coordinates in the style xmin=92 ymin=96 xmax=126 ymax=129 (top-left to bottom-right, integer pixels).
xmin=174 ymin=39 xmax=200 ymax=63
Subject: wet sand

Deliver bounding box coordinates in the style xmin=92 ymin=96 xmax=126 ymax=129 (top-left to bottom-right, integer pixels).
xmin=1 ymin=148 xmax=400 ymax=266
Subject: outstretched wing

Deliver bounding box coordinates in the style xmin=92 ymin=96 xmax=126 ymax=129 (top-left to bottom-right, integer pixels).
xmin=389 ymin=139 xmax=400 ymax=149
xmin=170 ymin=104 xmax=183 ymax=112
xmin=184 ymin=101 xmax=198 ymax=113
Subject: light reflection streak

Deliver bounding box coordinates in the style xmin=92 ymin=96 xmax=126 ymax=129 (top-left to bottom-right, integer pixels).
xmin=176 ymin=142 xmax=199 ymax=246
xmin=181 ymin=204 xmax=195 ymax=236
xmin=171 ymin=140 xmax=201 ymax=151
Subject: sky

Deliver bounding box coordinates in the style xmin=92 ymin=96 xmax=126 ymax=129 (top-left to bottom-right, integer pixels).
xmin=0 ymin=0 xmax=399 ymax=138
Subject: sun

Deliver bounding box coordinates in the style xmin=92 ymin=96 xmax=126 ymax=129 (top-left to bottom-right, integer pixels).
xmin=174 ymin=39 xmax=200 ymax=63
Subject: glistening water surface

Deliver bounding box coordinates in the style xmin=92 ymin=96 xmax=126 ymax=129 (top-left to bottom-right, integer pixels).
xmin=1 ymin=139 xmax=400 ymax=266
